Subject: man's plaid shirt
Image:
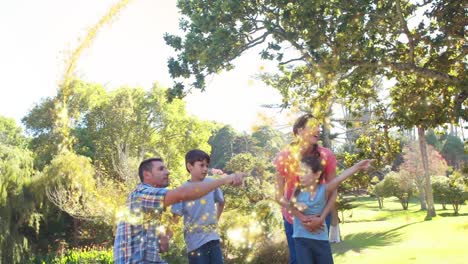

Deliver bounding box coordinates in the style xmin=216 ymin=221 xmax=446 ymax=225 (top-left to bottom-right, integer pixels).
xmin=113 ymin=183 xmax=168 ymax=263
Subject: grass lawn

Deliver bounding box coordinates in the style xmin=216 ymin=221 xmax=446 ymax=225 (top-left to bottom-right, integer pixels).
xmin=331 ymin=196 xmax=468 ymax=264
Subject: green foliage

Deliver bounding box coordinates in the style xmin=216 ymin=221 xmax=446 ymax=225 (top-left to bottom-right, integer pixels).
xmin=0 ymin=116 xmax=28 ymax=148
xmin=0 ymin=117 xmax=38 ymax=263
xmin=381 ymin=171 xmax=416 ymax=210
xmin=225 ymin=153 xmax=256 ymax=173
xmin=441 ymin=134 xmax=467 ymax=169
xmin=250 ymin=126 xmax=284 ymax=160
xmin=391 ymin=76 xmax=464 ymax=131
xmin=336 ymin=196 xmax=358 ymax=223
xmin=22 ymin=97 xmax=57 ymax=170
xmin=341 ymin=152 xmax=371 ymax=191
xmin=30 ymin=248 xmax=113 ymax=264
xmin=368 ymin=176 xmax=393 ymax=209
xmin=219 ymin=197 xmax=283 ymax=262
xmin=432 ymin=175 xmax=450 ymax=210
xmin=436 ymin=172 xmax=468 ymax=215
xmin=445 ymin=182 xmax=466 ymax=215
xmin=24 ymin=82 xmax=213 ymax=182
xmin=425 ymin=129 xmax=442 ymax=150
xmin=41 ymin=152 xmax=103 ymax=221
xmin=21 ymin=81 xmax=215 ymax=255
xmin=208 ymin=125 xmax=238 ymax=169
xmin=400 ymin=141 xmax=448 ymax=214
xmin=166 ymin=0 xmax=466 ymax=119
xmin=356 ymin=128 xmax=401 ymax=169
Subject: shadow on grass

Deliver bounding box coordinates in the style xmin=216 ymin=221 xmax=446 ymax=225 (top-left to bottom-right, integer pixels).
xmin=439 ymin=212 xmax=468 ymax=217
xmin=332 ymin=221 xmax=423 ymax=256
xmin=344 ymin=209 xmax=423 ymax=224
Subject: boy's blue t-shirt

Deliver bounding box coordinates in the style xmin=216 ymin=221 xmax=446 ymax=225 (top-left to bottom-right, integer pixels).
xmin=171 ymin=177 xmax=224 ymax=252
xmin=292 ymin=184 xmax=329 ymax=241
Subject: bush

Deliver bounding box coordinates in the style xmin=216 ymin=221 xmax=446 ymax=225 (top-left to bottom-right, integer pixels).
xmin=30 ymin=248 xmax=112 ymax=264
xmin=432 ymin=175 xmax=450 ymax=210
xmin=382 ymin=172 xmax=416 ymax=210
xmin=433 ymin=173 xmax=468 ymax=215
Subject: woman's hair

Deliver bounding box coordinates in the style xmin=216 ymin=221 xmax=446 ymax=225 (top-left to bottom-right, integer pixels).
xmin=291 ymin=113 xmax=321 ymax=156
xmin=292 ymin=113 xmax=314 ymax=136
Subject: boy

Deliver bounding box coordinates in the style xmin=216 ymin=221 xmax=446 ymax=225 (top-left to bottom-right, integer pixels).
xmin=171 ymin=149 xmax=225 ymax=264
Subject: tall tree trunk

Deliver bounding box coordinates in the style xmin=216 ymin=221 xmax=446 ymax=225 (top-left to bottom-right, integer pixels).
xmin=417 ymin=126 xmax=436 ymax=219
xmin=377 ymin=197 xmax=383 ymax=209
xmin=416 ymin=179 xmax=427 ymax=210
xmin=322 ymin=121 xmax=332 ymax=149
xmin=73 ymin=218 xmax=79 ymax=245
xmin=460 ymin=119 xmax=465 ymax=141
xmin=322 ymin=103 xmax=333 ymax=148
xmin=383 ymin=125 xmax=393 ymax=164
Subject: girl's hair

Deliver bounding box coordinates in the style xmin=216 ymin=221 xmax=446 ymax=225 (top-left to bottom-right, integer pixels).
xmin=294 ymin=153 xmax=324 ymax=197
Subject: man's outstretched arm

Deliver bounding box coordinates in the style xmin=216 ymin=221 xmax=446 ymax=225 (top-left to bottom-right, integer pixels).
xmin=164 ymin=174 xmax=244 ymax=207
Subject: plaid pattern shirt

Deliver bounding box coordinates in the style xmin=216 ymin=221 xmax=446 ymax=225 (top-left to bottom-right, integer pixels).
xmin=113 ymin=183 xmax=168 ymax=264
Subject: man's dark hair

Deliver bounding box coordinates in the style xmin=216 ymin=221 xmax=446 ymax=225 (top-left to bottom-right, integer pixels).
xmin=138 ymin=157 xmax=163 ymax=182
xmin=293 ymin=113 xmax=314 ymax=135
xmin=185 ymin=149 xmax=210 ymax=172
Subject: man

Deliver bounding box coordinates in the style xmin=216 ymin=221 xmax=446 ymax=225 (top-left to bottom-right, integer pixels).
xmin=114 ymin=157 xmax=244 ymax=263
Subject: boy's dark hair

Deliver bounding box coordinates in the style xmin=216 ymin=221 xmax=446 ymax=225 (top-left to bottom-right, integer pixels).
xmin=138 ymin=157 xmax=163 ymax=182
xmin=293 ymin=113 xmax=314 ymax=135
xmin=185 ymin=149 xmax=210 ymax=172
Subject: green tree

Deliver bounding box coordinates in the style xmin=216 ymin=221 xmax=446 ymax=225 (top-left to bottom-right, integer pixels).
xmin=22 ymin=98 xmax=57 ymax=170
xmin=368 ymin=176 xmax=393 ymax=209
xmin=208 ymin=125 xmax=238 ymax=169
xmin=391 ymin=75 xmax=463 ymax=220
xmin=0 ymin=117 xmax=27 ymax=148
xmin=432 ymin=175 xmax=450 ymax=210
xmin=22 ymin=82 xmax=215 ymax=253
xmin=335 ymin=196 xmax=357 ymax=223
xmin=0 ymin=117 xmax=39 ymax=263
xmin=441 ymin=134 xmax=467 ymax=170
xmin=383 ymin=171 xmax=416 ymax=210
xmin=225 ymin=152 xmax=257 ymax=173
xmin=400 ymin=142 xmax=448 ymax=211
xmin=167 ymin=0 xmax=465 ymax=88
xmin=251 ymin=125 xmax=285 ymax=161
xmin=445 ymin=171 xmax=468 ymax=215
xmin=425 ymin=129 xmax=442 ymax=150
xmin=165 ymin=0 xmax=466 ymax=116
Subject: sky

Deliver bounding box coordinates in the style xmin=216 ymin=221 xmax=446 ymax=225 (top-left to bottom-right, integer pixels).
xmin=0 ymin=0 xmax=291 ymax=133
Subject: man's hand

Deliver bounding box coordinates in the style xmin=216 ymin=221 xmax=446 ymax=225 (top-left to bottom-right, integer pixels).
xmin=299 ymin=214 xmax=325 ymax=233
xmin=158 ymin=234 xmax=170 ymax=253
xmin=224 ymin=173 xmax=246 ymax=186
xmin=355 ymin=159 xmax=374 ymax=171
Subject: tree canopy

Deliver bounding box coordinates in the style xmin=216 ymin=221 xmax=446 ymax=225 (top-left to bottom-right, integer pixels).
xmin=166 ymin=0 xmax=466 ymax=119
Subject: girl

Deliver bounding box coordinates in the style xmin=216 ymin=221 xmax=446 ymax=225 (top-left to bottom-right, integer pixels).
xmin=290 ymin=155 xmax=373 ymax=264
